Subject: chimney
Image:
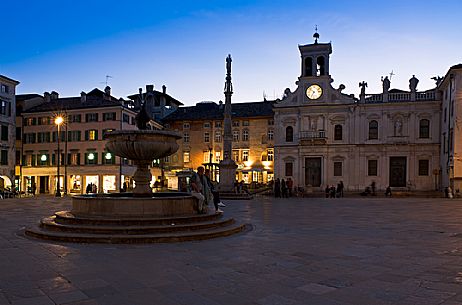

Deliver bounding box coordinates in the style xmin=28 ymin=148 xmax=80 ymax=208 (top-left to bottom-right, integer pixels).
xmin=104 ymin=86 xmax=111 ymax=96
xmin=162 ymin=85 xmax=166 ymax=94
xmin=146 ymin=84 xmax=154 ymax=92
xmin=50 ymin=91 xmax=59 ymax=100
xmin=44 ymin=92 xmax=50 ymax=102
xmin=81 ymin=91 xmax=87 ymax=103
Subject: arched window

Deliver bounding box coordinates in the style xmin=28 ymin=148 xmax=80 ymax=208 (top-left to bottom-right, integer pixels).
xmin=304 ymin=57 xmax=313 ymax=77
xmin=317 ymin=56 xmax=325 ymax=76
xmin=285 ymin=126 xmax=294 ymax=142
xmin=368 ymin=120 xmax=378 ymax=140
xmin=419 ymin=119 xmax=430 ymax=138
xmin=334 ymin=125 xmax=342 ymax=141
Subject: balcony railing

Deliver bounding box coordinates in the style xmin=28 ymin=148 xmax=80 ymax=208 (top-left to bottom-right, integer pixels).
xmin=299 ymin=130 xmax=326 ymax=140
xmin=365 ymin=90 xmax=436 ymax=103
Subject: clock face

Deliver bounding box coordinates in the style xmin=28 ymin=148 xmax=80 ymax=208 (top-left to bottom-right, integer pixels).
xmin=306 ymin=84 xmax=323 ymax=100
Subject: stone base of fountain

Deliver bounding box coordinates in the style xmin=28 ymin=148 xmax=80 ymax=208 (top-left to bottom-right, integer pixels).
xmin=25 ymin=193 xmax=246 ymax=243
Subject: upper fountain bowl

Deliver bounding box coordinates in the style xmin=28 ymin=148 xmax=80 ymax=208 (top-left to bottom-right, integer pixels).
xmin=105 ymin=130 xmax=182 ymax=161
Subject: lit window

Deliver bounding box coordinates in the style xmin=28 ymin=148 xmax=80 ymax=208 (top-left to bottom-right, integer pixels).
xmin=88 ymin=153 xmax=95 ymax=160
xmin=41 ymin=154 xmax=47 ymax=161
xmin=215 ymin=151 xmax=221 ymax=162
xmin=233 ymin=130 xmax=239 ymax=142
xmin=242 ymin=150 xmax=249 ymax=161
xmin=203 ymin=151 xmax=210 ymax=163
xmin=183 ymin=151 xmax=190 ymax=163
xmin=89 ymin=130 xmax=97 ymax=141
xmin=105 ymin=153 xmax=112 ymax=160
xmin=267 ymin=149 xmax=274 ymax=161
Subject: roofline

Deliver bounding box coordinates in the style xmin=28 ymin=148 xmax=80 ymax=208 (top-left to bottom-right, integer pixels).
xmin=0 ymin=75 xmax=20 ymax=85
xmin=22 ymin=103 xmax=137 ymax=115
xmin=438 ymin=64 xmax=462 ymax=89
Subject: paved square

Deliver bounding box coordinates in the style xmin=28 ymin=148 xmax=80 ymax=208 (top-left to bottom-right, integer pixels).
xmin=1 ymin=196 xmax=462 ymax=304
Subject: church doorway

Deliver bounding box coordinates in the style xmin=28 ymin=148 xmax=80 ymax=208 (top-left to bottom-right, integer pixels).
xmin=389 ymin=157 xmax=407 ymax=187
xmin=305 ymin=157 xmax=322 ymax=187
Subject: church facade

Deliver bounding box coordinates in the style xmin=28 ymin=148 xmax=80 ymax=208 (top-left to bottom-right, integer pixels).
xmin=273 ymin=32 xmax=452 ymax=192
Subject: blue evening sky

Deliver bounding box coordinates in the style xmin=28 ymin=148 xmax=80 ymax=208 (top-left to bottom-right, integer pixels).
xmin=2 ymin=0 xmax=461 ymax=105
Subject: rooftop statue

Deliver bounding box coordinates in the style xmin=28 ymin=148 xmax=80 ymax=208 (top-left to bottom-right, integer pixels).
xmin=381 ymin=76 xmax=390 ymax=93
xmin=409 ymin=75 xmax=419 ymax=92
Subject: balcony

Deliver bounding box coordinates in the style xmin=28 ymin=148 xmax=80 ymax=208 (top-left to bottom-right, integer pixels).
xmin=299 ymin=130 xmax=327 ymax=145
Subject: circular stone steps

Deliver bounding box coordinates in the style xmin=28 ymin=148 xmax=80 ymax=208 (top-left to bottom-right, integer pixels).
xmin=25 ymin=211 xmax=246 ymax=244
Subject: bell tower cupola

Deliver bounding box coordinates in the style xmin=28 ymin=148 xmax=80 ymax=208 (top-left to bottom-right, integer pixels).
xmin=299 ymin=28 xmax=332 ymax=78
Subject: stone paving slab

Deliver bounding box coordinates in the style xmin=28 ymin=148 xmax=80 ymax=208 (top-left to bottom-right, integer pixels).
xmin=1 ymin=196 xmax=462 ymax=304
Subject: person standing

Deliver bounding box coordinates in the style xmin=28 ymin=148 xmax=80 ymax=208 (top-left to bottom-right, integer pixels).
xmin=205 ymin=169 xmax=223 ymax=213
xmin=287 ymin=178 xmax=293 ymax=197
xmin=274 ymin=178 xmax=281 ymax=198
xmin=31 ymin=183 xmax=37 ymax=197
xmin=281 ymin=179 xmax=288 ymax=198
xmin=190 ymin=166 xmax=207 ymax=214
xmin=337 ymin=181 xmax=344 ymax=198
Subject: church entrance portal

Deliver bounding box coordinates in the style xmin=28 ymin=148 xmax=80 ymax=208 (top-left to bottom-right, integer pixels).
xmin=305 ymin=157 xmax=321 ymax=187
xmin=389 ymin=157 xmax=407 ymax=187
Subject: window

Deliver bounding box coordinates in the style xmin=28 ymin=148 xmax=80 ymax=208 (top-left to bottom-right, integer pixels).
xmin=70 ymin=114 xmax=81 ymax=123
xmin=268 ymin=119 xmax=274 ymax=126
xmin=444 ymin=108 xmax=447 ymax=122
xmin=0 ymin=84 xmax=9 ymax=93
xmin=183 ymin=151 xmax=190 ymax=163
xmin=203 ymin=151 xmax=210 ymax=163
xmin=103 ymin=152 xmax=115 ymax=165
xmin=242 ymin=150 xmax=249 ymax=161
xmin=39 ymin=153 xmax=49 ymax=166
xmin=15 ymin=151 xmax=20 ymax=165
xmin=1 ymin=125 xmax=7 ymax=141
xmin=443 ymin=133 xmax=447 ymax=153
xmin=103 ymin=112 xmax=116 ymax=121
xmin=24 ymin=133 xmax=36 ymax=144
xmin=368 ymin=160 xmax=378 ymax=176
xmin=102 ymin=129 xmax=113 ymax=139
xmin=334 ymin=125 xmax=342 ymax=141
xmin=243 ymin=120 xmax=249 ymax=126
xmin=233 ymin=130 xmax=239 ymax=142
xmin=37 ymin=132 xmax=51 ymax=143
xmin=183 ymin=122 xmax=190 ymax=129
xmin=334 ymin=162 xmax=342 ymax=176
xmin=85 ymin=152 xmax=97 ymax=165
xmin=232 ymin=150 xmax=240 ymax=162
xmin=267 ymin=149 xmax=274 ymax=161
xmin=16 ymin=127 xmax=21 ymax=140
xmin=38 ymin=117 xmax=51 ymax=125
xmin=0 ymin=150 xmax=7 ymax=165
xmin=418 ymin=160 xmax=429 ymax=176
xmin=24 ymin=117 xmax=36 ymax=126
xmin=232 ymin=121 xmax=239 ymax=127
xmin=70 ymin=153 xmax=80 ymax=165
xmin=368 ymin=120 xmax=378 ymax=140
xmin=215 ymin=151 xmax=221 ymax=162
xmin=215 ymin=131 xmax=221 ymax=142
xmin=267 ymin=129 xmax=274 ymax=140
xmin=68 ymin=131 xmax=81 ymax=142
xmin=183 ymin=132 xmax=190 ymax=143
xmin=419 ymin=119 xmax=430 ymax=139
xmin=285 ymin=126 xmax=294 ymax=142
xmin=204 ymin=132 xmax=210 ymax=143
xmin=285 ymin=162 xmax=293 ymax=176
xmin=131 ymin=117 xmax=136 ymax=125
xmin=86 ymin=130 xmax=98 ymax=141
xmin=123 ymin=113 xmax=130 ymax=123
xmin=242 ymin=129 xmax=249 ymax=141
xmin=203 ymin=122 xmax=211 ymax=128
xmin=0 ymin=100 xmax=11 ymax=116
xmin=214 ymin=121 xmax=222 ymax=128
xmin=85 ymin=113 xmax=98 ymax=122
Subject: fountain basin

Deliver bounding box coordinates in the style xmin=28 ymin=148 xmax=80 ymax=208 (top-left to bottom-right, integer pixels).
xmin=72 ymin=193 xmax=196 ymax=217
xmin=105 ymin=130 xmax=181 ymax=161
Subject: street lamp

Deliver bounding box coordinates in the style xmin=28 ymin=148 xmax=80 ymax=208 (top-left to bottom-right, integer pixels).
xmin=55 ymin=116 xmax=63 ymax=197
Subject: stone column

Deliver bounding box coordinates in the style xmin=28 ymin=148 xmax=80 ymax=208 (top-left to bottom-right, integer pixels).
xmin=219 ymin=55 xmax=238 ymax=192
xmin=133 ymin=160 xmax=153 ymax=196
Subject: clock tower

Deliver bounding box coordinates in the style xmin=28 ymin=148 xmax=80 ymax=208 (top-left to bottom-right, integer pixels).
xmin=297 ymin=29 xmax=333 ymax=102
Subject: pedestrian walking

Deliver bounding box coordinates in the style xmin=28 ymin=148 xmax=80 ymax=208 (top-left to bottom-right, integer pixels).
xmin=281 ymin=179 xmax=288 ymax=198
xmin=287 ymin=178 xmax=293 ymax=197
xmin=274 ymin=178 xmax=281 ymax=198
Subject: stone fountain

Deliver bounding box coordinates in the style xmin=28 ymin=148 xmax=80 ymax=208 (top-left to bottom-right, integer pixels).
xmin=25 ymin=86 xmax=246 ymax=243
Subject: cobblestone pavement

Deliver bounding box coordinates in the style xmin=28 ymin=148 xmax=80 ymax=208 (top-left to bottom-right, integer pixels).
xmin=1 ymin=195 xmax=462 ymax=305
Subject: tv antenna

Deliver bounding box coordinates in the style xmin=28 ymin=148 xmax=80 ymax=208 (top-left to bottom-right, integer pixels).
xmin=100 ymin=75 xmax=113 ymax=86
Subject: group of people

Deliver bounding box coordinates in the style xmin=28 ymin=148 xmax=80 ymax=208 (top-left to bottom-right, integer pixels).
xmin=190 ymin=166 xmax=226 ymax=214
xmin=85 ymin=182 xmax=97 ymax=194
xmin=234 ymin=180 xmax=250 ymax=195
xmin=325 ymin=181 xmax=344 ymax=198
xmin=274 ymin=178 xmax=293 ymax=198
xmin=361 ymin=181 xmax=392 ymax=197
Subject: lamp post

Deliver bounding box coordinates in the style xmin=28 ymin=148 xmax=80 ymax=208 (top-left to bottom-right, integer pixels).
xmin=55 ymin=116 xmax=63 ymax=197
